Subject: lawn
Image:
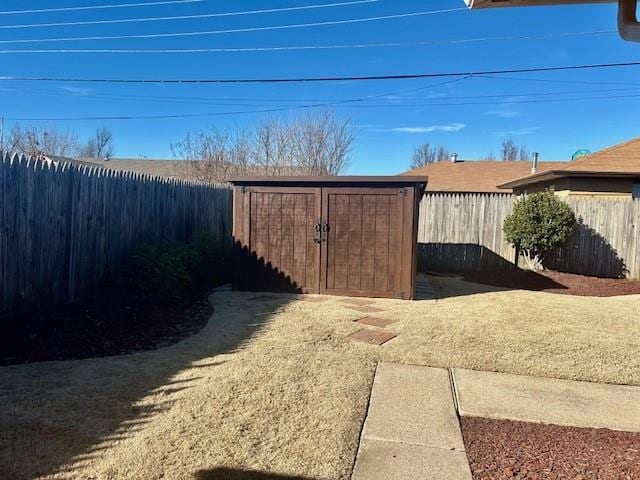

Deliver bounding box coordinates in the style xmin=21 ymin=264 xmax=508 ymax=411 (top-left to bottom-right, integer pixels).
xmin=1 ymin=276 xmax=639 ymax=480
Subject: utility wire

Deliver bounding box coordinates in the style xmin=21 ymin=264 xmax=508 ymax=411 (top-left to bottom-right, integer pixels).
xmin=7 ymin=84 xmax=640 ymax=122
xmin=0 ymin=0 xmax=203 ymax=16
xmin=0 ymin=8 xmax=466 ymax=44
xmin=0 ymin=0 xmax=379 ymax=30
xmin=481 ymin=73 xmax=640 ymax=87
xmin=12 ymin=82 xmax=640 ymax=108
xmin=0 ymin=30 xmax=616 ymax=53
xmin=7 ymin=91 xmax=640 ymax=122
xmin=2 ymin=61 xmax=640 ymax=84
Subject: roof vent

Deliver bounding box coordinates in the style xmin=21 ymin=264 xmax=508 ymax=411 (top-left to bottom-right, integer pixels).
xmin=450 ymin=152 xmax=460 ymax=163
xmin=531 ymin=152 xmax=539 ymax=174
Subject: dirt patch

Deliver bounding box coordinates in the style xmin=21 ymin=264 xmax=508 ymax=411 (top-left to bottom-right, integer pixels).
xmin=461 ymin=417 xmax=640 ymax=480
xmin=463 ymin=269 xmax=640 ymax=297
xmin=0 ymin=290 xmax=212 ymax=366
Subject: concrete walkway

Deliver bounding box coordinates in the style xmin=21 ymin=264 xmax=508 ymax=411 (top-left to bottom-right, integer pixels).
xmin=452 ymin=368 xmax=640 ymax=432
xmin=351 ymin=363 xmax=472 ymax=480
xmin=352 ymin=364 xmax=640 ymax=479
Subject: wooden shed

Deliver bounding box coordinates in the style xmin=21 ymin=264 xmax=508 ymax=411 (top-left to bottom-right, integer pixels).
xmin=229 ymin=176 xmax=427 ymax=300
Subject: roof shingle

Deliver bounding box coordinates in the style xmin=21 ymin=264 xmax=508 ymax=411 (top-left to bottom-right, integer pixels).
xmin=402 ymin=160 xmax=567 ymax=193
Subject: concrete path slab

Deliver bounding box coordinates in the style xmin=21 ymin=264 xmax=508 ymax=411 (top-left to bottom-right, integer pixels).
xmin=352 ymin=439 xmax=472 ymax=480
xmin=352 ymin=363 xmax=471 ymax=480
xmin=363 ymin=363 xmax=465 ymax=450
xmin=453 ymin=368 xmax=640 ymax=432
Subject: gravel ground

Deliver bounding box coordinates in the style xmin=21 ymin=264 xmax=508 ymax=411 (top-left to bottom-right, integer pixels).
xmin=0 ymin=276 xmax=639 ymax=479
xmin=463 ymin=269 xmax=640 ymax=297
xmin=461 ymin=417 xmax=640 ymax=480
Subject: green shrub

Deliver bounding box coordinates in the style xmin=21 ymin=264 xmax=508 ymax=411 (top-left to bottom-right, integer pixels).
xmin=503 ymin=191 xmax=576 ymax=271
xmin=126 ymin=244 xmax=197 ymax=296
xmin=124 ymin=233 xmax=230 ymax=297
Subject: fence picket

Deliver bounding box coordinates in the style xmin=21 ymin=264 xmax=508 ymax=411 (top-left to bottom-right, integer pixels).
xmin=417 ymin=193 xmax=640 ymax=279
xmin=1 ymin=155 xmax=232 ymax=315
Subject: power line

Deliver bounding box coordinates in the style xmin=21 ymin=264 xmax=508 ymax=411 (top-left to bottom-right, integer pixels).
xmin=12 ymin=82 xmax=640 ymax=108
xmin=481 ymin=73 xmax=640 ymax=87
xmin=0 ymin=0 xmax=203 ymax=16
xmin=2 ymin=61 xmax=640 ymax=84
xmin=0 ymin=8 xmax=466 ymax=44
xmin=0 ymin=0 xmax=379 ymax=30
xmin=0 ymin=30 xmax=616 ymax=53
xmin=7 ymin=91 xmax=640 ymax=122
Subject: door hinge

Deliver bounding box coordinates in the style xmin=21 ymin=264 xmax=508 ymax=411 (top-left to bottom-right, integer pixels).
xmin=240 ymin=186 xmax=246 ymax=194
xmin=400 ymin=188 xmax=408 ymax=197
xmin=395 ymin=292 xmax=405 ymax=299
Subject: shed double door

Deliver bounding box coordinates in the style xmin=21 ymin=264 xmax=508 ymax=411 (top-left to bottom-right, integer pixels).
xmin=239 ymin=186 xmax=408 ymax=298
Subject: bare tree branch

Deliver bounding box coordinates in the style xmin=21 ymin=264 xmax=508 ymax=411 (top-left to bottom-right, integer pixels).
xmin=171 ymin=111 xmax=353 ymax=182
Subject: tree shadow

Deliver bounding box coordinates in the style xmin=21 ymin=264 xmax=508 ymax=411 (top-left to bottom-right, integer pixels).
xmin=417 ymin=243 xmax=567 ymax=299
xmin=0 ymin=243 xmax=302 ymax=480
xmin=417 ymin=243 xmax=518 ymax=274
xmin=546 ymin=219 xmax=628 ymax=279
xmin=195 ymin=468 xmax=314 ymax=480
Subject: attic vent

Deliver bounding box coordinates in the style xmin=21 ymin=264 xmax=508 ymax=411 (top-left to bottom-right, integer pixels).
xmin=450 ymin=152 xmax=460 ymax=163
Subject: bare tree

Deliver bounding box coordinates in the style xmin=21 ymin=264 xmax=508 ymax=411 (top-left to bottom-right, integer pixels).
xmin=171 ymin=111 xmax=353 ymax=182
xmin=501 ymin=139 xmax=519 ymax=162
xmin=291 ymin=112 xmax=353 ymax=175
xmin=482 ymin=152 xmax=498 ymax=161
xmin=80 ymin=127 xmax=114 ymax=159
xmin=501 ymin=138 xmax=531 ymax=162
xmin=410 ymin=143 xmax=450 ymax=169
xmin=7 ymin=124 xmax=79 ymax=158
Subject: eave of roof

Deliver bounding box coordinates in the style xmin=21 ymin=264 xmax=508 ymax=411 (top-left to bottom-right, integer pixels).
xmin=498 ymin=169 xmax=640 ymax=189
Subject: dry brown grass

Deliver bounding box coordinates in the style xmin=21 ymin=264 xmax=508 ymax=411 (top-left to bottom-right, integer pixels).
xmin=1 ymin=276 xmax=639 ymax=480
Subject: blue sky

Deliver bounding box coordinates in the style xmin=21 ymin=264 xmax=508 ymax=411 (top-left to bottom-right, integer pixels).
xmin=0 ymin=0 xmax=639 ymax=174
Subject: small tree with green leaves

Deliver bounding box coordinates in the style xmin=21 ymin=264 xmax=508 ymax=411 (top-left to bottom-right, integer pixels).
xmin=503 ymin=191 xmax=576 ymax=271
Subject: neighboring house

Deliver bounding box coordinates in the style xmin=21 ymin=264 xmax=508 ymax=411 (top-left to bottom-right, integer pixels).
xmin=45 ymin=156 xmax=311 ymax=181
xmin=49 ymin=157 xmax=189 ymax=180
xmin=499 ymin=137 xmax=640 ymax=199
xmin=402 ymin=154 xmax=566 ymax=194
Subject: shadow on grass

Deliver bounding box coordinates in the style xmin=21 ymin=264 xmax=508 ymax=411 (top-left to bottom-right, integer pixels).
xmin=0 ymin=242 xmax=304 ymax=480
xmin=195 ymin=468 xmax=313 ymax=480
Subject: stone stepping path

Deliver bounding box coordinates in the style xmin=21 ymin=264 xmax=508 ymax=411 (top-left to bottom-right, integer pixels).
xmin=340 ymin=298 xmax=374 ymax=306
xmin=347 ymin=329 xmax=396 ymax=346
xmin=352 ymin=363 xmax=472 ymax=480
xmin=356 ymin=316 xmax=397 ymax=328
xmin=345 ymin=305 xmax=385 ymax=314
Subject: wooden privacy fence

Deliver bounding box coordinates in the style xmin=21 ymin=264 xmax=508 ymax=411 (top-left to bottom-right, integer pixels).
xmin=417 ymin=193 xmax=640 ymax=279
xmin=1 ymin=154 xmax=232 ymax=315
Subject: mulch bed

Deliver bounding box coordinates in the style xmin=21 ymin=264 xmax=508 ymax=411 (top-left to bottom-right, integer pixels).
xmin=0 ymin=289 xmax=212 ymax=366
xmin=463 ymin=269 xmax=640 ymax=297
xmin=461 ymin=417 xmax=640 ymax=480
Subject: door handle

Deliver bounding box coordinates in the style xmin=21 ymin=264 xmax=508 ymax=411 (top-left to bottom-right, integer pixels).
xmin=321 ymin=223 xmax=330 ymax=242
xmin=313 ymin=223 xmax=322 ymax=244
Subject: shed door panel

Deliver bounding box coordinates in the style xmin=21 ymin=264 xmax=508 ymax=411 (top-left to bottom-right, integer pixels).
xmin=321 ymin=188 xmax=404 ymax=297
xmin=245 ymin=189 xmax=320 ymax=293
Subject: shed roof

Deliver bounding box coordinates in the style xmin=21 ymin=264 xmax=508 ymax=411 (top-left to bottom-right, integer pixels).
xmin=229 ymin=176 xmax=427 ymax=187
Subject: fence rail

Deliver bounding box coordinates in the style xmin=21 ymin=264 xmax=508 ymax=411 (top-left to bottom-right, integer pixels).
xmin=417 ymin=193 xmax=640 ymax=279
xmin=1 ymin=154 xmax=232 ymax=315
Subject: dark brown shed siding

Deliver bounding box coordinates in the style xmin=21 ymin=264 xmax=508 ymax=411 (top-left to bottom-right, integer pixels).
xmin=230 ymin=176 xmax=426 ymax=300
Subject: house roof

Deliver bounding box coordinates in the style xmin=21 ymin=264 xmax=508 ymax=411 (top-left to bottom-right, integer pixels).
xmin=498 ymin=136 xmax=640 ymax=189
xmin=70 ymin=157 xmax=188 ymax=179
xmin=401 ymin=160 xmax=567 ymax=193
